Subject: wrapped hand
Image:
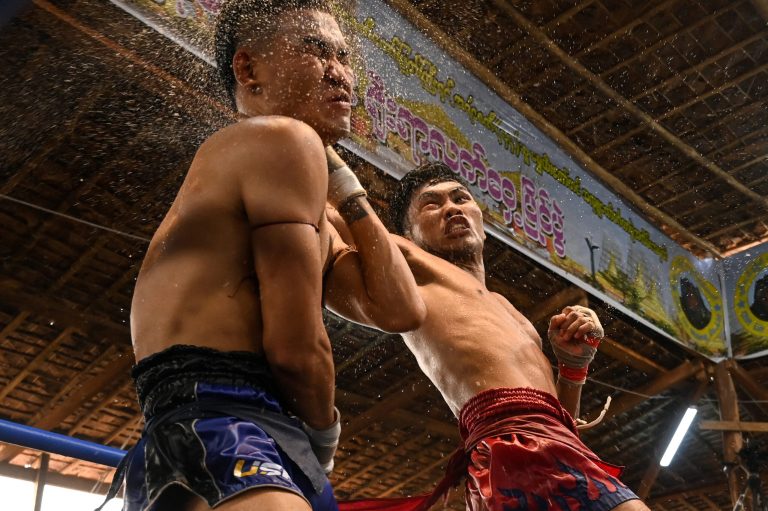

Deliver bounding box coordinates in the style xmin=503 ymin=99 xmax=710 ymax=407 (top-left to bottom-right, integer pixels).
xmin=547 ymin=305 xmax=604 ymax=385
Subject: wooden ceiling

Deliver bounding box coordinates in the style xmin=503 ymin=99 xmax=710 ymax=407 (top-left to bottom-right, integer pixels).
xmin=0 ymin=1 xmax=766 ymax=510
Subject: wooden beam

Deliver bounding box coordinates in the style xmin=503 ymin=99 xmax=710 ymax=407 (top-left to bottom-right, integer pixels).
xmin=377 ymin=454 xmax=446 ymax=497
xmin=727 ymin=360 xmax=768 ymax=402
xmin=0 ymin=280 xmax=130 ymax=343
xmin=0 ymin=351 xmax=133 ymax=463
xmin=515 ymin=0 xmax=680 ymax=92
xmin=750 ymin=0 xmax=768 ymax=22
xmin=491 ymin=0 xmax=768 ymax=214
xmin=526 ymin=286 xmax=588 ymax=325
xmin=0 ymin=462 xmax=111 ymax=495
xmin=636 ymin=379 xmax=710 ymax=499
xmin=488 ymin=0 xmax=597 ymax=70
xmin=336 ymin=389 xmax=457 ymax=440
xmin=637 ymin=124 xmax=768 ymax=196
xmin=568 ymin=28 xmax=767 ymax=133
xmin=342 ymin=435 xmax=426 ymax=497
xmin=598 ymin=336 xmax=665 ymax=375
xmin=563 ymin=1 xmax=752 ymax=130
xmin=0 ymin=311 xmax=31 ymax=345
xmin=599 ymin=360 xmax=703 ymax=421
xmin=647 ymin=480 xmax=730 ymax=506
xmin=714 ymin=361 xmax=743 ymax=507
xmin=0 ymin=328 xmax=76 ymax=403
xmin=340 ymin=378 xmax=432 ymax=441
xmin=383 ymin=0 xmax=721 ymax=257
xmin=594 ymin=60 xmax=768 ymax=158
xmin=66 ymin=381 xmax=134 ymax=437
xmin=699 ymin=420 xmax=768 ymax=433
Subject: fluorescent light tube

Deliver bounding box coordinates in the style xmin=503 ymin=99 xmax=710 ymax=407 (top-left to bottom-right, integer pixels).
xmin=659 ymin=407 xmax=698 ymax=467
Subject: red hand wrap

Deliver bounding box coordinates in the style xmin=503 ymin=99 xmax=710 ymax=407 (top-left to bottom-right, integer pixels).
xmin=558 ymin=364 xmax=588 ymax=384
xmin=558 ymin=336 xmax=601 ymax=384
xmin=584 ymin=335 xmax=602 ymax=348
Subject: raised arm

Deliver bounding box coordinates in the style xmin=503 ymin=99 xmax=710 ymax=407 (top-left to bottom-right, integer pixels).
xmin=323 ymin=147 xmax=426 ymax=333
xmin=236 ymin=119 xmax=334 ymax=430
xmin=548 ymin=305 xmax=604 ymax=418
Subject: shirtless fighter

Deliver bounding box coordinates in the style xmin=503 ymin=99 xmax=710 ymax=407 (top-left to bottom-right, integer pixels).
xmin=102 ymin=2 xmax=425 ymax=511
xmin=339 ymin=162 xmax=650 ymax=511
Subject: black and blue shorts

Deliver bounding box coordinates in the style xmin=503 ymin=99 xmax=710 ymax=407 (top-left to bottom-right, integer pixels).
xmin=122 ymin=345 xmax=338 ymax=511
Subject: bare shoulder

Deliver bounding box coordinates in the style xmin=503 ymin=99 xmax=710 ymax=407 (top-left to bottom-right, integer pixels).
xmin=197 ymin=116 xmax=326 ymax=181
xmin=392 ymin=235 xmax=458 ymax=284
xmin=191 ymin=116 xmax=327 ymax=226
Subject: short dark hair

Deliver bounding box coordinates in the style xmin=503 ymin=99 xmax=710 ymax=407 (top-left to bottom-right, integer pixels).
xmin=390 ymin=161 xmax=466 ymax=235
xmin=214 ymin=0 xmax=333 ymax=110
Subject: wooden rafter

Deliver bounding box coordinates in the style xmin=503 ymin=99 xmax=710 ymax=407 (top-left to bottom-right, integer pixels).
xmin=662 ymin=155 xmax=768 ymax=212
xmin=65 ymin=380 xmax=134 ymax=437
xmin=599 ymin=337 xmax=666 ymax=376
xmin=751 ymin=0 xmax=768 ymax=21
xmin=699 ymin=420 xmax=768 ymax=433
xmin=636 ymin=123 xmax=768 ymax=195
xmin=672 ymin=97 xmax=768 ymax=147
xmin=383 ymin=0 xmax=722 ymax=257
xmin=0 ymin=349 xmax=133 ymax=463
xmin=0 ymin=281 xmax=130 ymax=342
xmin=0 ymin=88 xmax=105 ymax=197
xmin=569 ymin=29 xmax=767 ymax=133
xmin=526 ymin=285 xmax=587 ymax=325
xmin=340 ymin=378 xmax=431 ymax=441
xmin=487 ymin=0 xmax=597 ymax=70
xmin=491 ymin=0 xmax=768 ymax=214
xmin=0 ymin=462 xmax=110 ymax=494
xmin=597 ymin=360 xmax=704 ymax=422
xmin=336 ymin=389 xmax=457 ymax=439
xmin=715 ymin=361 xmax=744 ymax=507
xmin=0 ymin=327 xmax=76 ymax=403
xmin=377 ymin=454 xmax=446 ymax=498
xmin=515 ymin=0 xmax=681 ymax=92
xmin=30 ymin=0 xmax=232 ymax=122
xmin=648 ymin=480 xmax=730 ymax=506
xmin=342 ymin=435 xmax=426 ymax=497
xmin=593 ymin=60 xmax=768 ymax=156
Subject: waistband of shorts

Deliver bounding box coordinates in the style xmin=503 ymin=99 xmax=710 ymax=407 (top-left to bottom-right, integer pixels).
xmin=132 ymin=345 xmax=278 ymax=418
xmin=458 ymin=387 xmax=577 ymax=442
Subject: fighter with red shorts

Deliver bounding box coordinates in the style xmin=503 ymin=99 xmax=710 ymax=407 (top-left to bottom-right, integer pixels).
xmin=335 ymin=163 xmax=650 ymax=511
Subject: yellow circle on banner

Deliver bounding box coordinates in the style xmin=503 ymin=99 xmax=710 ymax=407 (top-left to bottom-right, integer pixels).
xmin=668 ymin=256 xmax=724 ymax=353
xmin=733 ymin=253 xmax=768 ymax=337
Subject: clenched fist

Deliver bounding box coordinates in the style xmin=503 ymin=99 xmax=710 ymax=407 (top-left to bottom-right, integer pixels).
xmin=548 ymin=305 xmax=604 ymax=385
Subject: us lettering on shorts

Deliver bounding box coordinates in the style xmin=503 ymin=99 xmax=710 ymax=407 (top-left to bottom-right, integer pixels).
xmin=233 ymin=459 xmax=293 ymax=481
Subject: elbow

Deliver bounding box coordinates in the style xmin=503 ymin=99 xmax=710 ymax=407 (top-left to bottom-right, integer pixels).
xmin=374 ymin=299 xmax=427 ymax=333
xmin=266 ymin=335 xmax=333 ymax=375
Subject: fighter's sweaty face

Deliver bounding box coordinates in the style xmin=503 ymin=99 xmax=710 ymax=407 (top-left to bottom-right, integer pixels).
xmin=406 ymin=181 xmax=486 ymax=260
xmin=253 ymin=10 xmax=354 ymax=145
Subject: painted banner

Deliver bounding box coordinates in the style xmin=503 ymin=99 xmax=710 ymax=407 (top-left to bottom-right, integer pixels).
xmin=105 ymin=0 xmax=765 ymax=360
xmin=724 ymin=242 xmax=768 ymax=359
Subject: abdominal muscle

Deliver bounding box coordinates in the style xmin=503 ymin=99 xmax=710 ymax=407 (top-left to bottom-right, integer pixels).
xmin=402 ymin=289 xmax=557 ymax=417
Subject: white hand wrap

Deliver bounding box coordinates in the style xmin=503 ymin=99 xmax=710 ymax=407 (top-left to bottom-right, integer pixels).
xmin=302 ymin=407 xmax=341 ymax=474
xmin=328 ymin=166 xmax=366 ymax=208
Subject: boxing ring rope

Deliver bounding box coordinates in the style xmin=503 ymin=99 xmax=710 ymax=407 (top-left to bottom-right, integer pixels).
xmin=0 ymin=419 xmax=126 ymax=468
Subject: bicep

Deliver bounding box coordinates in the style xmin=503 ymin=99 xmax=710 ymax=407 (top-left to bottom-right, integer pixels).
xmin=252 ymin=224 xmax=325 ymax=352
xmin=323 ymin=227 xmax=371 ymax=325
xmin=237 ymin=121 xmax=328 ymax=228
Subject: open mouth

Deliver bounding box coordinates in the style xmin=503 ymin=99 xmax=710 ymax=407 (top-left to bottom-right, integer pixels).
xmin=328 ymin=90 xmax=351 ymax=105
xmin=444 ymin=216 xmax=470 ymax=235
